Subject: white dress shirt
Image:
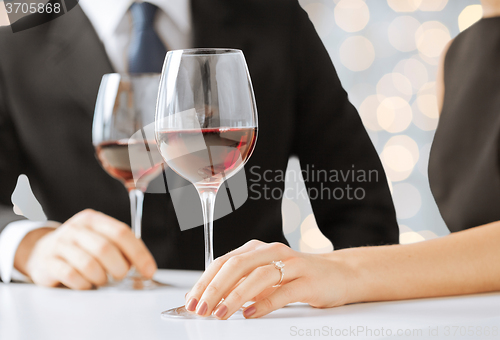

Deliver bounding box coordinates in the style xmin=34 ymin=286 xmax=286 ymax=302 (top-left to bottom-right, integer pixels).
xmin=0 ymin=0 xmax=191 ymax=283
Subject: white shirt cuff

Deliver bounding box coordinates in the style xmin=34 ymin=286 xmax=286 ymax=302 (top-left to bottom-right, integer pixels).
xmin=0 ymin=220 xmax=60 ymax=283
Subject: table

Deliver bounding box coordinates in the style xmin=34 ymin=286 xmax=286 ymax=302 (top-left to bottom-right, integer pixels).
xmin=1 ymin=270 xmax=499 ymax=340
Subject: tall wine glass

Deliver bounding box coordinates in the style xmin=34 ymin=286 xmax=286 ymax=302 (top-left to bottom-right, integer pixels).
xmin=93 ymin=73 xmax=165 ymax=290
xmin=155 ymin=49 xmax=258 ymax=318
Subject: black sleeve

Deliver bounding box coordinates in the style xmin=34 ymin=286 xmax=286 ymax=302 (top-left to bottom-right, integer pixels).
xmin=291 ymin=2 xmax=399 ymax=248
xmin=0 ymin=36 xmax=27 ymax=232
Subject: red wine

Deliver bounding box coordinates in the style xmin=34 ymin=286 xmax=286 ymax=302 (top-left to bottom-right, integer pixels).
xmin=95 ymin=140 xmax=163 ymax=191
xmin=157 ymin=127 xmax=257 ymax=185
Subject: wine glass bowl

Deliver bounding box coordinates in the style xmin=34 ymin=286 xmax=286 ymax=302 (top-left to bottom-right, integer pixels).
xmin=155 ymin=49 xmax=258 ymax=317
xmin=156 ymin=127 xmax=257 ymax=187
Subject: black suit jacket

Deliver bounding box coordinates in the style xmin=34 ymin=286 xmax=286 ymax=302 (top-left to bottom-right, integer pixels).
xmin=0 ymin=0 xmax=399 ymax=270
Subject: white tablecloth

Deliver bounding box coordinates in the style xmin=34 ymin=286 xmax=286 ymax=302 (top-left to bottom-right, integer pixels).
xmin=1 ymin=269 xmax=499 ymax=340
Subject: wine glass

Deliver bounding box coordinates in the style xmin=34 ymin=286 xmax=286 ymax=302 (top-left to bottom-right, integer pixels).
xmin=93 ymin=73 xmax=166 ymax=290
xmin=155 ymin=49 xmax=258 ymax=318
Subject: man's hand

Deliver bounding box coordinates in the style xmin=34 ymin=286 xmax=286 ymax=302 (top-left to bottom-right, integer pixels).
xmin=14 ymin=209 xmax=157 ymax=290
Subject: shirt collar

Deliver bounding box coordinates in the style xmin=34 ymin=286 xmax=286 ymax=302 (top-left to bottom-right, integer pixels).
xmin=79 ymin=0 xmax=191 ymax=39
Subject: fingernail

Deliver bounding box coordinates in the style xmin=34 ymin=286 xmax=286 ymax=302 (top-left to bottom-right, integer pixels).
xmin=186 ymin=298 xmax=198 ymax=312
xmin=243 ymin=306 xmax=256 ymax=318
xmin=214 ymin=304 xmax=227 ymax=319
xmin=196 ymin=301 xmax=208 ymax=316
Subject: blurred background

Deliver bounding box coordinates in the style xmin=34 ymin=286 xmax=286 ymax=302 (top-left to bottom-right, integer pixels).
xmin=284 ymin=0 xmax=483 ymax=252
xmin=0 ymin=0 xmax=484 ymax=252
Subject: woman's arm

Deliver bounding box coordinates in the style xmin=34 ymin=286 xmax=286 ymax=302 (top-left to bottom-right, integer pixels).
xmin=184 ymin=222 xmax=500 ymax=319
xmin=344 ymin=221 xmax=500 ymax=304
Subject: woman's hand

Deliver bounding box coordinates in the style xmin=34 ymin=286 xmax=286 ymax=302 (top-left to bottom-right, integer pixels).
xmin=184 ymin=240 xmax=353 ymax=319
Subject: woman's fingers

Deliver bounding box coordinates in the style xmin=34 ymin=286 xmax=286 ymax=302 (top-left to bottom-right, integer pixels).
xmin=192 ymin=242 xmax=294 ymax=317
xmin=185 ymin=239 xmax=264 ymax=312
xmin=213 ymin=262 xmax=301 ymax=320
xmin=243 ymin=279 xmax=308 ymax=319
xmin=55 ymin=241 xmax=108 ymax=286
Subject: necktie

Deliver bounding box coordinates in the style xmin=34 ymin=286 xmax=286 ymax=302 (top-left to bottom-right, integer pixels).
xmin=128 ymin=2 xmax=167 ymax=73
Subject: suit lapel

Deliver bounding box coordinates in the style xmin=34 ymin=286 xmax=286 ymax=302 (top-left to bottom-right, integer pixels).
xmin=45 ymin=5 xmax=114 ymax=118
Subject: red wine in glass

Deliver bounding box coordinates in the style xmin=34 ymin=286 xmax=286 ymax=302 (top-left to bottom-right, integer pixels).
xmin=95 ymin=139 xmax=163 ymax=192
xmin=157 ymin=128 xmax=257 ymax=185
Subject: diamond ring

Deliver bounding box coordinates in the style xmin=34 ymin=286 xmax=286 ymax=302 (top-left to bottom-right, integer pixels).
xmin=270 ymin=260 xmax=285 ymax=287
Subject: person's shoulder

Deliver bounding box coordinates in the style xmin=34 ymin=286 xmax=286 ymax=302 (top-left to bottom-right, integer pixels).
xmin=0 ymin=14 xmax=54 ymax=59
xmin=445 ymin=18 xmax=493 ymax=59
xmin=0 ymin=10 xmax=55 ymax=40
xmin=0 ymin=25 xmax=14 ymax=41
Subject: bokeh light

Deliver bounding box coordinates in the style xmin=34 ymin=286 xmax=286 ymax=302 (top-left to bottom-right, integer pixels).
xmin=381 ymin=135 xmax=419 ymax=182
xmin=400 ymin=230 xmax=426 ymax=244
xmin=388 ymin=16 xmax=421 ymax=52
xmin=399 ymin=225 xmax=439 ymax=244
xmin=418 ymin=0 xmax=448 ymax=12
xmin=367 ymin=21 xmax=397 ymax=58
xmin=299 ymin=214 xmax=334 ymax=253
xmin=377 ymin=97 xmax=413 ymax=133
xmin=359 ymin=95 xmax=383 ymax=131
xmin=392 ymin=183 xmax=422 ymax=219
xmin=412 ymin=81 xmax=440 ymax=131
xmin=339 ymin=36 xmax=376 ymax=71
xmin=459 ymin=5 xmax=483 ymax=32
xmin=415 ymin=21 xmax=451 ymax=58
xmin=419 ymin=230 xmax=439 ymax=239
xmin=377 ymin=73 xmax=413 ymax=101
xmin=282 ymin=197 xmax=302 ymax=235
xmin=393 ymin=58 xmax=429 ymax=91
xmin=387 ymin=0 xmax=422 ymax=13
xmin=334 ymin=0 xmax=370 ymax=33
xmin=416 ymin=94 xmax=439 ymax=119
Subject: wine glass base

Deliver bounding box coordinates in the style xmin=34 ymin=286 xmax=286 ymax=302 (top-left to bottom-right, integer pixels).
xmin=112 ymin=277 xmax=168 ymax=290
xmin=102 ymin=268 xmax=169 ymax=290
xmin=161 ymin=306 xmax=218 ymax=319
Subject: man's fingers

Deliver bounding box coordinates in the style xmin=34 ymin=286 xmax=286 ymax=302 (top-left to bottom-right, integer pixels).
xmin=243 ymin=279 xmax=306 ymax=319
xmin=69 ymin=227 xmax=130 ymax=280
xmin=185 ymin=239 xmax=264 ymax=312
xmin=74 ymin=210 xmax=156 ymax=278
xmin=48 ymin=257 xmax=93 ymax=290
xmin=55 ymin=242 xmax=108 ymax=286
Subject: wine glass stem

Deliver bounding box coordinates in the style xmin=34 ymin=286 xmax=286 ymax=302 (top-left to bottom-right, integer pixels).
xmin=199 ymin=189 xmax=217 ymax=269
xmin=129 ymin=189 xmax=145 ymax=239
